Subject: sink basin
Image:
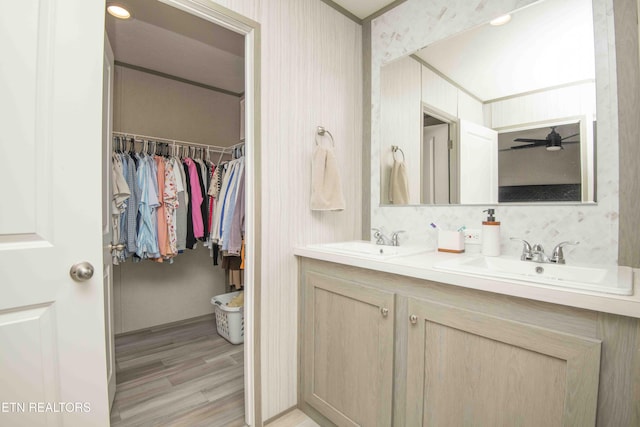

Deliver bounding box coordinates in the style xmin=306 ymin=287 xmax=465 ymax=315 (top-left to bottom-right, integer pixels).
xmin=433 ymin=255 xmax=633 ymax=295
xmin=309 ymin=241 xmax=428 ymax=260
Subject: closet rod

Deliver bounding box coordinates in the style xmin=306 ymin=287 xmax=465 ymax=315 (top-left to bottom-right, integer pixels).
xmin=229 ymin=139 xmax=246 ymax=149
xmin=112 ymin=131 xmax=230 ymax=153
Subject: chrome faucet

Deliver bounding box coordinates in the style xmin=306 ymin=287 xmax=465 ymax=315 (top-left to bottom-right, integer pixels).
xmin=391 ymin=230 xmax=405 ymax=246
xmin=550 ymin=241 xmax=580 ymax=264
xmin=510 ymin=238 xmax=533 ymax=261
xmin=372 ymin=228 xmax=405 ymax=246
xmin=511 ymin=238 xmax=579 ymax=264
xmin=531 ymin=243 xmax=550 ymax=263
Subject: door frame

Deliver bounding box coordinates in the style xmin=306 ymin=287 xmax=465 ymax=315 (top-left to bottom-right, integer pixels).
xmin=421 ymin=104 xmax=459 ymax=204
xmin=114 ymin=1 xmax=262 ymax=424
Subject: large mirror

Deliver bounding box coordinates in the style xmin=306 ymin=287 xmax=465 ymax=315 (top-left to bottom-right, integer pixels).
xmin=380 ymin=0 xmax=596 ymax=206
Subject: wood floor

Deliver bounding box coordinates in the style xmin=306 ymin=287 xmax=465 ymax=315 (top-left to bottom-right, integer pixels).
xmin=110 ymin=315 xmax=245 ymax=427
xmin=266 ymin=409 xmax=320 ymax=427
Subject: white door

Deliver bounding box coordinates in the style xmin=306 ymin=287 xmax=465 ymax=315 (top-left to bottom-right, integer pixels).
xmin=0 ymin=1 xmax=109 ymax=426
xmin=422 ymin=124 xmax=450 ymax=204
xmin=459 ymin=119 xmax=499 ymax=204
xmin=103 ymin=34 xmax=117 ymax=409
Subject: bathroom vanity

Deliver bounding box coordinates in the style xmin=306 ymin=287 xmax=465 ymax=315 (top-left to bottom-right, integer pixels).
xmin=295 ymin=244 xmax=640 ymax=427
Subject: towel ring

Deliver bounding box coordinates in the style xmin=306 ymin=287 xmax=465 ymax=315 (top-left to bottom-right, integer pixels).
xmin=315 ymin=126 xmax=335 ymax=147
xmin=392 ymin=145 xmax=405 ymax=162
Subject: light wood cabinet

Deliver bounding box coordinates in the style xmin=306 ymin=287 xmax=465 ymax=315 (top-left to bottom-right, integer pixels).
xmin=405 ymin=296 xmax=601 ymax=426
xmin=298 ymin=259 xmax=640 ymax=427
xmin=300 ymin=271 xmax=394 ymax=427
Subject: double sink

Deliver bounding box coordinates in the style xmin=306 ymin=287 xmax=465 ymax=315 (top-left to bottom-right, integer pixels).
xmin=307 ymin=241 xmax=633 ymax=296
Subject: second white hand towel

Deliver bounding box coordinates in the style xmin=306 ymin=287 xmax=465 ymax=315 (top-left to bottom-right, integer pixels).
xmin=389 ymin=159 xmax=409 ymax=205
xmin=311 ymin=145 xmax=346 ymax=211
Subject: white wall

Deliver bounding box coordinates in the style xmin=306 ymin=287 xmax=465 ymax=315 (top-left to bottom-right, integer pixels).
xmin=487 ymin=82 xmax=596 ymax=129
xmin=212 ymin=0 xmax=363 ymax=420
xmin=370 ymin=0 xmax=620 ymax=265
xmin=380 ymin=56 xmax=421 ymax=204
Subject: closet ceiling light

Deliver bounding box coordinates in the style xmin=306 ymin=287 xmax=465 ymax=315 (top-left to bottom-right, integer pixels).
xmin=107 ymin=3 xmax=132 ymax=20
xmin=490 ymin=14 xmax=511 ymax=26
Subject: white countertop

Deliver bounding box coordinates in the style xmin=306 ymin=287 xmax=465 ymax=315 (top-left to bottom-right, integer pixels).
xmin=294 ymin=243 xmax=640 ymax=319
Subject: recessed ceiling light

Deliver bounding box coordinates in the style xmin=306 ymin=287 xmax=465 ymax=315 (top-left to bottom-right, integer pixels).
xmin=107 ymin=3 xmax=132 ymax=20
xmin=490 ymin=14 xmax=511 ymax=26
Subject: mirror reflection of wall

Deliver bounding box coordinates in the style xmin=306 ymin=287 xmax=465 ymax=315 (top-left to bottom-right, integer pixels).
xmin=379 ymin=0 xmax=596 ymax=206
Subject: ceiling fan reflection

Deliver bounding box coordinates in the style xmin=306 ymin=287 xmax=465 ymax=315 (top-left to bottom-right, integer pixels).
xmin=502 ymin=127 xmax=579 ymax=152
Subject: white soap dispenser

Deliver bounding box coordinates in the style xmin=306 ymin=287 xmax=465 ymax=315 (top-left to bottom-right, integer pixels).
xmin=482 ymin=208 xmax=501 ymax=256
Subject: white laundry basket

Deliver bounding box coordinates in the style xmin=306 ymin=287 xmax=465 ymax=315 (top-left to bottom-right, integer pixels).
xmin=211 ymin=291 xmax=244 ymax=344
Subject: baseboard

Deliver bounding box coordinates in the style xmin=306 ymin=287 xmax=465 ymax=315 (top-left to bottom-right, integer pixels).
xmin=114 ymin=313 xmax=216 ymax=337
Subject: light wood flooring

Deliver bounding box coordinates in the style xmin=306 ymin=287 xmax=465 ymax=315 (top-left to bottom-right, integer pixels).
xmin=266 ymin=410 xmax=319 ymax=427
xmin=110 ymin=315 xmax=245 ymax=427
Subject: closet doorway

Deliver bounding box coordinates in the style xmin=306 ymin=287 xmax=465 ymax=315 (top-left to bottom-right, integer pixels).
xmin=104 ymin=1 xmax=260 ymax=425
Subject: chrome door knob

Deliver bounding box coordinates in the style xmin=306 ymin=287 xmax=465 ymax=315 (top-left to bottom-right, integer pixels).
xmin=69 ymin=262 xmax=94 ymax=282
xmin=409 ymin=314 xmax=418 ymax=325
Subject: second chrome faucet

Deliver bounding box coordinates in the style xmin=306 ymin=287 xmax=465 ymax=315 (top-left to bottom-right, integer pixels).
xmin=511 ymin=238 xmax=579 ymax=264
xmin=372 ymin=228 xmax=405 ymax=246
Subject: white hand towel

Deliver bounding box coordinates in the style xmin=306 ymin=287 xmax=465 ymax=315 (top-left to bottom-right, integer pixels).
xmin=389 ymin=159 xmax=409 ymax=205
xmin=311 ymin=145 xmax=346 ymax=211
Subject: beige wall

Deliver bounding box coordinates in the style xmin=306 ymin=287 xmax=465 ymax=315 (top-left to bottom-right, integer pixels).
xmin=113 ymin=246 xmax=226 ymax=333
xmin=113 ymin=65 xmax=240 ymax=146
xmin=112 ymin=64 xmax=239 ymax=334
xmin=615 ymin=0 xmax=640 ymax=267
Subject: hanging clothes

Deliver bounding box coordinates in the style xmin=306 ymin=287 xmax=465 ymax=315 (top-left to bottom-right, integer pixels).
xmin=194 ymin=159 xmax=209 ymax=239
xmin=181 ymin=160 xmax=195 ymax=249
xmin=124 ymin=152 xmax=139 ymax=257
xmin=111 ymin=153 xmax=131 ymax=265
xmin=184 ymin=157 xmax=204 ymax=240
xmin=209 ymin=147 xmax=246 ymax=290
xmin=172 ymin=157 xmax=188 ymax=252
xmin=154 ymin=156 xmax=168 ymax=261
xmin=110 ymin=133 xmax=243 ymax=270
xmin=163 ymin=158 xmax=179 ymax=257
xmin=136 ymin=154 xmax=161 ymax=259
xmin=228 ymin=168 xmax=245 ymax=256
xmin=221 ymin=157 xmax=244 ymax=252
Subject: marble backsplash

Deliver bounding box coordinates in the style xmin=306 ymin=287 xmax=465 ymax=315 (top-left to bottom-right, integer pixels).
xmin=369 ymin=0 xmax=620 ymax=264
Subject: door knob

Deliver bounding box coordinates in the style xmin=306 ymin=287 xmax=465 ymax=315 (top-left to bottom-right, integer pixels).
xmin=409 ymin=314 xmax=418 ymax=325
xmin=380 ymin=307 xmax=389 ymax=317
xmin=108 ymin=243 xmax=125 ymax=251
xmin=69 ymin=262 xmax=94 ymax=282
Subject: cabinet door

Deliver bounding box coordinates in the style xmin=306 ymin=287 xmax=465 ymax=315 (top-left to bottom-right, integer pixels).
xmin=406 ymin=297 xmax=601 ymax=427
xmin=302 ymin=272 xmax=394 ymax=427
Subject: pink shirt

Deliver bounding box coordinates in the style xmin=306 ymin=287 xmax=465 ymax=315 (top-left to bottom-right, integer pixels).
xmin=184 ymin=158 xmax=204 ymax=238
xmin=155 ymin=156 xmax=168 ymax=258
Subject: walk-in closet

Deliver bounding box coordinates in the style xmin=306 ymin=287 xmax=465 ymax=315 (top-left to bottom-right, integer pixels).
xmin=105 ymin=1 xmax=248 ymax=425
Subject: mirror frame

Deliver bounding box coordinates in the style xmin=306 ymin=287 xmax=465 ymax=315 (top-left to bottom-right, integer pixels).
xmin=368 ymin=0 xmax=620 ymax=266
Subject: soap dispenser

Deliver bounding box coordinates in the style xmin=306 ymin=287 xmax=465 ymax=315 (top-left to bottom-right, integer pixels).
xmin=482 ymin=208 xmax=501 ymax=256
